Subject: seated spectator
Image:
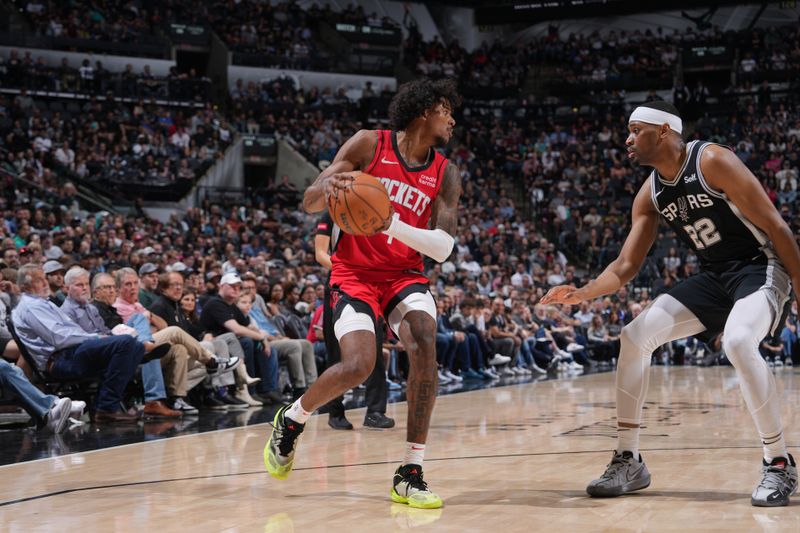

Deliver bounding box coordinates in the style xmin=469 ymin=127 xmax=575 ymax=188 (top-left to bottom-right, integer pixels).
xmin=760 ymin=335 xmax=784 ymax=366
xmin=11 ymin=264 xmax=145 ymax=423
xmin=242 ymin=275 xmax=317 ymax=396
xmin=486 ymin=297 xmax=518 ymax=376
xmin=200 ymin=273 xmax=283 ymax=404
xmin=238 ymin=291 xmax=317 ymax=400
xmin=61 ymin=266 xmax=181 ymax=418
xmin=43 ymin=260 xmax=66 ymax=306
xmin=138 ymin=262 xmax=160 ymax=309
xmin=586 ymin=315 xmax=620 ymax=363
xmin=90 ymin=272 xmax=122 ymax=328
xmin=112 ymin=267 xmax=242 ymax=412
xmin=0 ymin=297 xmax=21 ymax=363
xmin=0 ymin=358 xmax=82 ymax=432
xmin=150 ymin=271 xmax=262 ymax=408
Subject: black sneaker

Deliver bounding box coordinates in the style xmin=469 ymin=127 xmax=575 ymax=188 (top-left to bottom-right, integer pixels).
xmin=364 ymin=411 xmax=395 ymax=429
xmin=256 ymin=390 xmax=286 ymax=405
xmin=217 ymin=389 xmax=249 ymax=411
xmin=200 ymin=394 xmax=229 ymax=411
xmin=390 ymin=464 xmax=443 ymax=508
xmin=328 ymin=414 xmax=353 ymax=430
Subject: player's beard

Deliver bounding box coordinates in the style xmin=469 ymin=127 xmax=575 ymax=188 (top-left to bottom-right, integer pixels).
xmin=433 ymin=134 xmax=448 ymax=148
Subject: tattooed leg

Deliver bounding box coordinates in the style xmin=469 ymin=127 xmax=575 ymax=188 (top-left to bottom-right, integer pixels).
xmin=398 ymin=311 xmax=439 ymax=444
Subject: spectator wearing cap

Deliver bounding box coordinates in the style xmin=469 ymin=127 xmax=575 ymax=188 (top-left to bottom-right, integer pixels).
xmin=11 ymin=264 xmax=144 ymax=423
xmin=112 ymin=267 xmax=241 ymax=414
xmin=43 ymin=260 xmax=66 ymax=306
xmin=18 ymin=246 xmax=35 ymax=266
xmin=237 ymin=289 xmax=317 ymax=401
xmin=200 ymin=273 xmax=283 ymax=405
xmin=168 ymin=262 xmax=190 ymax=277
xmin=150 ymin=271 xmax=261 ymax=409
xmin=138 ymin=262 xmax=159 ymax=309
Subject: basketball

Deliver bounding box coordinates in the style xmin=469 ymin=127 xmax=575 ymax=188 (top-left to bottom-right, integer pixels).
xmin=327 ymin=171 xmax=392 ymax=236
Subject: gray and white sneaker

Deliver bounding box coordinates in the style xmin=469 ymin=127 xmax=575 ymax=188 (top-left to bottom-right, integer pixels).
xmin=45 ymin=397 xmax=73 ymax=434
xmin=586 ymin=450 xmax=651 ymax=497
xmin=751 ymin=454 xmax=798 ymax=507
xmin=169 ymin=397 xmax=199 ymax=415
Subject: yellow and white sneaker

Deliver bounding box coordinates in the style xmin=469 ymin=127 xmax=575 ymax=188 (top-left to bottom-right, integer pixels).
xmin=390 ymin=464 xmax=443 ymax=509
xmin=264 ymin=405 xmax=305 ymax=480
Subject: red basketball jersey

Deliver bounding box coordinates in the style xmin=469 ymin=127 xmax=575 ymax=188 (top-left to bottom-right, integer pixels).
xmin=331 ymin=129 xmax=448 ymax=282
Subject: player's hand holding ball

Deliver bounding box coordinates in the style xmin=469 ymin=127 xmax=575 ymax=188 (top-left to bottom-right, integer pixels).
xmin=323 ymin=173 xmax=355 ymax=199
xmin=326 ymin=171 xmax=393 ymax=236
xmin=540 ymin=285 xmax=583 ymax=305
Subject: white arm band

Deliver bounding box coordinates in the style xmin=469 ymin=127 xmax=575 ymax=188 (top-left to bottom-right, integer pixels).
xmin=383 ymin=215 xmax=455 ymax=263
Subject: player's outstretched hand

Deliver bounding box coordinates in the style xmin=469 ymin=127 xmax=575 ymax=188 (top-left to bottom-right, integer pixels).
xmin=323 ymin=173 xmax=355 ymax=200
xmin=540 ymin=285 xmax=584 ymax=305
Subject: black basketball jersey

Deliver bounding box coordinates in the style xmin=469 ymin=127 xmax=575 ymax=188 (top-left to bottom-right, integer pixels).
xmin=650 ymin=140 xmax=772 ymax=267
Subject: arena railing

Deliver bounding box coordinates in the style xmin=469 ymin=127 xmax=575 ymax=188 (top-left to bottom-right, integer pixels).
xmin=0 ymin=31 xmax=170 ymax=59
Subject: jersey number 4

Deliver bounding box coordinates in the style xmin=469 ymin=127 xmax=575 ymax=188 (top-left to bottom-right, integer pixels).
xmin=683 ymin=217 xmax=721 ymax=250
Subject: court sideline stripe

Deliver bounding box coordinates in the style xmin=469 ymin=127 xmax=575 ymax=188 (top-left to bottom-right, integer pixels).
xmin=0 ymin=444 xmax=764 ymax=508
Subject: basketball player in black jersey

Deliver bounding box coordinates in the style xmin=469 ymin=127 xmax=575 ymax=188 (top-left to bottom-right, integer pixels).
xmin=542 ymin=100 xmax=800 ymax=506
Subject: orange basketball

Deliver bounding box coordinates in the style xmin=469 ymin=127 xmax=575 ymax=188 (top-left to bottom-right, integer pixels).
xmin=327 ymin=172 xmax=392 ymax=236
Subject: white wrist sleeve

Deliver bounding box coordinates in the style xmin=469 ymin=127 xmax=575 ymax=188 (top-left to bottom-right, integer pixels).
xmin=383 ymin=215 xmax=455 ymax=263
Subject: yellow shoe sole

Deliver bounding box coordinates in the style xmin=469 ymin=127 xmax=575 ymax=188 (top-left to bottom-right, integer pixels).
xmin=390 ymin=488 xmax=443 ymax=509
xmin=264 ymin=408 xmax=293 ymax=480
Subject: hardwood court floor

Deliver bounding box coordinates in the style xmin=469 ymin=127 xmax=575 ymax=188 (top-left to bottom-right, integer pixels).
xmin=1 ymin=366 xmax=799 ymax=532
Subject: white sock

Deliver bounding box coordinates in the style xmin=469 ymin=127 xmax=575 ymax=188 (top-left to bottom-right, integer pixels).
xmin=617 ymin=426 xmax=640 ymax=457
xmin=761 ymin=431 xmax=788 ymax=462
xmin=285 ymin=397 xmax=312 ymax=424
xmin=403 ymin=442 xmax=425 ymax=467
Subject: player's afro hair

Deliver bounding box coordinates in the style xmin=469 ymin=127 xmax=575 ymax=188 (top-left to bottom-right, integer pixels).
xmin=388 ymin=78 xmax=461 ymax=131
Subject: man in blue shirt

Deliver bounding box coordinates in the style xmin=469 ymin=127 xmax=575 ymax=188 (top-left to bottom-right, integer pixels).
xmin=12 ymin=264 xmax=146 ymax=423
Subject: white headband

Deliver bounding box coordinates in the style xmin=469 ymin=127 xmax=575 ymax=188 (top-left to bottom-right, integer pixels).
xmin=628 ymin=106 xmax=682 ymax=134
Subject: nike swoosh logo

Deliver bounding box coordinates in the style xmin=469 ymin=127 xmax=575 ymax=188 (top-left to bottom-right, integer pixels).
xmin=655 ymin=189 xmax=664 ymax=197
xmin=626 ymin=464 xmax=643 ymax=481
xmin=381 ymin=157 xmax=398 ymax=165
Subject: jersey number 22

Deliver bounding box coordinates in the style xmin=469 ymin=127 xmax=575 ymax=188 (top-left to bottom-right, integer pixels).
xmin=683 ymin=217 xmax=721 ymax=250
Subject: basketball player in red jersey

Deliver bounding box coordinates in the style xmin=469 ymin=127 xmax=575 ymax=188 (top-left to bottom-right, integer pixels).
xmin=264 ymin=79 xmax=461 ymax=509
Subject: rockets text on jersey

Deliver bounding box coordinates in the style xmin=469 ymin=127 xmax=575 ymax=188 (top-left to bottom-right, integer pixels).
xmin=331 ymin=130 xmax=449 ymax=281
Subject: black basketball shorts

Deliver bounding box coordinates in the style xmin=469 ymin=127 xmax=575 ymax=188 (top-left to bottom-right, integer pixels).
xmin=666 ymin=254 xmax=792 ymax=343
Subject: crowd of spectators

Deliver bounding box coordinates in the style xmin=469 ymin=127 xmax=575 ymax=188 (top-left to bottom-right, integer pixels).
xmin=15 ymin=0 xmax=401 ymax=72
xmin=0 ymin=88 xmax=232 ymax=196
xmin=403 ymin=30 xmax=529 ymax=99
xmin=0 ymin=50 xmax=212 ymax=102
xmin=18 ymin=0 xmax=166 ymax=44
xmin=3 ymin=10 xmax=800 ymax=427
